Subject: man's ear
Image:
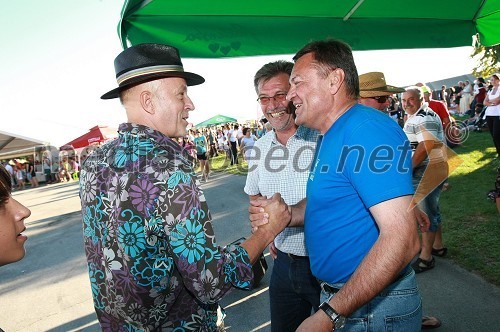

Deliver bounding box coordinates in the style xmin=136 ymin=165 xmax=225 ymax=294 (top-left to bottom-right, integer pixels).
xmin=328 ymin=68 xmax=345 ymax=95
xmin=140 ymin=90 xmax=155 ymax=114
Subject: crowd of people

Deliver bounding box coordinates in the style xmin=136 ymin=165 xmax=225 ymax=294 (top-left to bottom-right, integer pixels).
xmin=0 ymin=156 xmax=81 ymax=191
xmin=174 ymin=122 xmax=267 ymax=177
xmin=0 ymin=158 xmax=39 ymax=191
xmin=2 ymin=39 xmax=498 ymax=332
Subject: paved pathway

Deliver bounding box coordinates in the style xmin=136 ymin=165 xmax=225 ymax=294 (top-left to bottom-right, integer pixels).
xmin=1 ymin=173 xmax=499 ymax=331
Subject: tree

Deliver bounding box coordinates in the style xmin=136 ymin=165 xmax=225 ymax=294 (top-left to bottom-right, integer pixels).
xmin=471 ymin=44 xmax=500 ymax=78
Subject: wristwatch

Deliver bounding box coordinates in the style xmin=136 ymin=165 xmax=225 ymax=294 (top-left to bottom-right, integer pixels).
xmin=319 ymin=301 xmax=346 ymax=331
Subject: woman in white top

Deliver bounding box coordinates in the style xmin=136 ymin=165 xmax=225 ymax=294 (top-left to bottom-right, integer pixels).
xmin=483 ymin=73 xmax=500 ymax=158
xmin=239 ymin=127 xmax=257 ymax=161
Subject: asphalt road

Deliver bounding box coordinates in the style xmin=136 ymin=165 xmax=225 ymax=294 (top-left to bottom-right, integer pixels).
xmin=1 ymin=172 xmax=499 ymax=331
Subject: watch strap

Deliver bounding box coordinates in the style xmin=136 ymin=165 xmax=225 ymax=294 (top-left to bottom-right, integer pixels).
xmin=319 ymin=301 xmax=346 ymax=330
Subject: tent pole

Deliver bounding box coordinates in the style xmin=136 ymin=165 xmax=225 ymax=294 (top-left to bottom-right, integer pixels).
xmin=472 ymin=0 xmax=487 ymax=22
xmin=343 ymin=0 xmax=365 ymax=21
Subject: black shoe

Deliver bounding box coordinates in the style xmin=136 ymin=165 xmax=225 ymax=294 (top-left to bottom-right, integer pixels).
xmin=412 ymin=257 xmax=435 ymax=273
xmin=431 ymin=247 xmax=448 ymax=257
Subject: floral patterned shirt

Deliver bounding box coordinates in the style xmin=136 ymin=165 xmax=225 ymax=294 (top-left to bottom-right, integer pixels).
xmin=79 ymin=123 xmax=253 ymax=331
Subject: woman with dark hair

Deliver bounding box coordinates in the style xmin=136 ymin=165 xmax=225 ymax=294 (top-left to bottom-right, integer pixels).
xmin=0 ymin=164 xmax=31 ymax=266
xmin=239 ymin=127 xmax=257 ymax=161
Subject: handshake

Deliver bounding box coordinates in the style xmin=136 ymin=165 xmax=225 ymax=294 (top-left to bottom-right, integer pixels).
xmin=248 ymin=193 xmax=293 ymax=239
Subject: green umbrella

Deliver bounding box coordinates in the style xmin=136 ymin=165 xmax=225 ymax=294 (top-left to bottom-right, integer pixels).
xmin=194 ymin=114 xmax=237 ymax=128
xmin=118 ymin=0 xmax=499 ymax=57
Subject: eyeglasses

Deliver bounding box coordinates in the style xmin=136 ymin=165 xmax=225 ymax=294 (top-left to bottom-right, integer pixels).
xmin=370 ymin=96 xmax=390 ymax=103
xmin=257 ymin=92 xmax=287 ymax=105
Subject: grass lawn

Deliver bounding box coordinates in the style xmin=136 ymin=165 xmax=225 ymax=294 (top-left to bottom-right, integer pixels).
xmin=440 ymin=130 xmax=500 ymax=286
xmin=206 ymin=132 xmax=500 ymax=286
xmin=204 ymin=153 xmax=249 ymax=176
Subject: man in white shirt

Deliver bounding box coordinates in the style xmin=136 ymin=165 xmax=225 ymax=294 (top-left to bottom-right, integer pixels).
xmin=245 ymin=60 xmax=321 ymax=331
xmin=227 ymin=124 xmax=239 ymax=165
xmin=402 ymin=86 xmax=448 ymax=275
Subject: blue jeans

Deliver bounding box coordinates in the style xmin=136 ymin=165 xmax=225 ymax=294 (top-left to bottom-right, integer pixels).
xmin=413 ymin=166 xmax=445 ymax=232
xmin=320 ymin=266 xmax=422 ymax=332
xmin=418 ymin=182 xmax=443 ymax=232
xmin=270 ymin=249 xmax=321 ymax=332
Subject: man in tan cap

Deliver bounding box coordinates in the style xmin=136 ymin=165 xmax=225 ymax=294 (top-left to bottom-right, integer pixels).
xmin=358 ymin=71 xmax=405 ymax=112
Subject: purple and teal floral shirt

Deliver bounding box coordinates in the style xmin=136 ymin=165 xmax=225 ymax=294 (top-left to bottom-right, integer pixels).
xmin=79 ymin=123 xmax=253 ymax=331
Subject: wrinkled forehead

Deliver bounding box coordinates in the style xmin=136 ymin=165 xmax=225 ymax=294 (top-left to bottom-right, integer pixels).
xmin=291 ymin=53 xmax=317 ymax=76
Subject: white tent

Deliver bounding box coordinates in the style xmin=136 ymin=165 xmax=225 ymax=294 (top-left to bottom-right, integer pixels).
xmin=0 ymin=130 xmax=49 ymax=160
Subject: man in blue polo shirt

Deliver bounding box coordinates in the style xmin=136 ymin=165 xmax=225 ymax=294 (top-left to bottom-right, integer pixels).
xmin=251 ymin=40 xmax=423 ymax=331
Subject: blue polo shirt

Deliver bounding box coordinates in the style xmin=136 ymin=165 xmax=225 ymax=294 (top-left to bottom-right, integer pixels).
xmin=305 ymin=104 xmax=414 ymax=283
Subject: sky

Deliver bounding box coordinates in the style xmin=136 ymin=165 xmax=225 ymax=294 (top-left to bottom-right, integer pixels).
xmin=1 ymin=0 xmax=478 ymax=147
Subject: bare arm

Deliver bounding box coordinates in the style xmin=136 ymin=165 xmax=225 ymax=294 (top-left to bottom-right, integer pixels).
xmin=412 ymin=140 xmax=434 ymax=169
xmin=297 ymin=195 xmax=420 ymax=331
xmin=239 ymin=228 xmax=274 ymax=264
xmin=332 ymin=196 xmax=419 ymax=313
xmin=288 ymin=198 xmax=307 ymax=227
xmin=414 ymin=206 xmax=430 ymax=233
xmin=484 ymin=93 xmax=500 ymax=106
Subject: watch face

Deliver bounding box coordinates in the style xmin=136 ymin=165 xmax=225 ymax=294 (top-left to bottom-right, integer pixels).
xmin=334 ymin=315 xmax=346 ymax=329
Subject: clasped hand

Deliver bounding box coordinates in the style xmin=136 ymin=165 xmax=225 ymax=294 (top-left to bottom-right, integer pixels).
xmin=248 ymin=193 xmax=291 ymax=236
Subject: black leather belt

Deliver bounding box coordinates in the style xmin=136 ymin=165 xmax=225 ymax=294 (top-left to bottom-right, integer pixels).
xmin=278 ymin=249 xmax=309 ymax=260
xmin=287 ymin=252 xmax=309 ymax=260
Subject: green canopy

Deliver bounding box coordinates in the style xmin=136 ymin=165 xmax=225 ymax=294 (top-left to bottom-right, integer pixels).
xmin=118 ymin=0 xmax=499 ymax=58
xmin=194 ymin=114 xmax=237 ymax=128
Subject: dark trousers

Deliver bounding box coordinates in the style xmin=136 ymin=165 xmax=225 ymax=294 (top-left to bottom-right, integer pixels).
xmin=229 ymin=141 xmax=238 ymax=165
xmin=209 ymin=143 xmax=218 ymax=157
xmin=270 ymin=249 xmax=321 ymax=332
xmin=486 ymin=116 xmax=500 ymax=156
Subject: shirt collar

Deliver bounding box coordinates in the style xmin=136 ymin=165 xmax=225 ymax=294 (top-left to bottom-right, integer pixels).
xmin=270 ymin=126 xmax=310 ymax=145
xmin=118 ymin=123 xmax=193 ymax=161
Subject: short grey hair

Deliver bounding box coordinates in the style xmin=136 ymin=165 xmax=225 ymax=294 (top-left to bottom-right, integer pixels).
xmin=119 ymin=79 xmax=163 ymax=104
xmin=253 ymin=60 xmax=293 ymax=93
xmin=405 ymin=86 xmax=423 ymax=100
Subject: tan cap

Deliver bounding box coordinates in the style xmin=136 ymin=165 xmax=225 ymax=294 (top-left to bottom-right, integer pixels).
xmin=359 ymin=72 xmax=405 ymax=97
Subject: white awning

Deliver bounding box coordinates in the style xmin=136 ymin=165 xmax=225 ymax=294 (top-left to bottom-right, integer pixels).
xmin=0 ymin=130 xmax=49 ymax=160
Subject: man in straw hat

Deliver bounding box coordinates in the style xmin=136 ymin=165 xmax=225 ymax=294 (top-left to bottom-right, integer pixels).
xmin=358 ymin=71 xmax=405 ymax=112
xmin=80 ymin=43 xmax=289 ymax=331
xmin=249 ymin=39 xmax=427 ymax=331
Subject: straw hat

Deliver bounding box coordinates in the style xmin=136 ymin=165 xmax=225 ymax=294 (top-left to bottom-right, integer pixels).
xmin=359 ymin=72 xmax=405 ymax=97
xmin=101 ymin=43 xmax=205 ymax=99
